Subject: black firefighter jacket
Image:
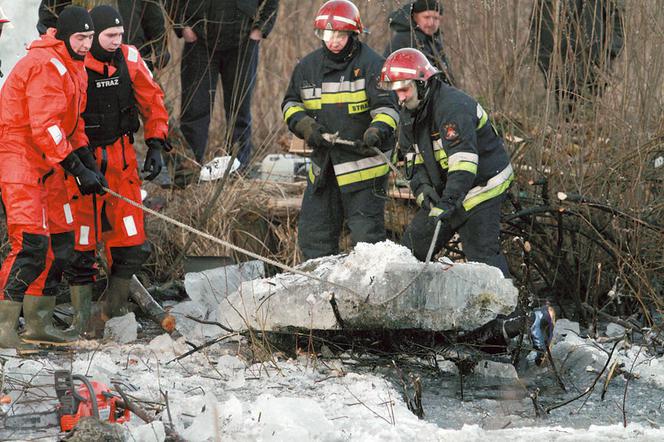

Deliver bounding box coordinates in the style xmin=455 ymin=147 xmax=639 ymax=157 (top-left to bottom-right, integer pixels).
xmin=384 ymin=2 xmax=454 ymax=85
xmin=282 ymin=42 xmax=400 ymax=194
xmin=166 ymin=0 xmax=279 ymax=50
xmin=406 ymin=77 xmax=513 ymax=216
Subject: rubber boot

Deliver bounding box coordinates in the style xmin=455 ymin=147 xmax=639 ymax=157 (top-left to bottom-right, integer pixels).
xmin=0 ymin=300 xmax=37 ymax=351
xmin=62 ymin=285 xmax=93 ymax=339
xmin=101 ymin=275 xmax=132 ymax=320
xmin=21 ymin=295 xmax=78 ymax=345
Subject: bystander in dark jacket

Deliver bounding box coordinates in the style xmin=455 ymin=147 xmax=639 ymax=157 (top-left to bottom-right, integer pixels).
xmin=165 ymin=0 xmax=279 ymax=168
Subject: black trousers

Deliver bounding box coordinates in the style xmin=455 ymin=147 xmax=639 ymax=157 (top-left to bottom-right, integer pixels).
xmin=180 ymin=39 xmax=259 ymax=166
xmin=298 ymin=177 xmax=388 ymax=261
xmin=401 ymin=195 xmax=510 ymax=277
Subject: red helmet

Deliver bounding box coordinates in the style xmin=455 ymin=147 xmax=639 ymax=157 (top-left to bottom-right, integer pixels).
xmin=314 ymin=0 xmax=363 ymax=36
xmin=379 ymin=48 xmax=440 ymax=90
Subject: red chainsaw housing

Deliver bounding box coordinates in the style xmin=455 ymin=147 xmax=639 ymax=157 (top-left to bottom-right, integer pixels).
xmin=59 ymin=381 xmax=130 ymax=432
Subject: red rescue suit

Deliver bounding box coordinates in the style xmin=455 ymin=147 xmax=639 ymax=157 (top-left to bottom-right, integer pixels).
xmin=0 ymin=35 xmax=87 ymax=299
xmin=67 ymin=44 xmax=168 ymax=284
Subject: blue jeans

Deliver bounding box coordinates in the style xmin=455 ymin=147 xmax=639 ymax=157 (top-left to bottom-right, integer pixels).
xmin=180 ymin=39 xmax=259 ymax=166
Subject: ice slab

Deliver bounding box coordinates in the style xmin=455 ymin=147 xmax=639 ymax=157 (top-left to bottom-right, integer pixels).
xmin=216 ymin=241 xmax=518 ymax=332
xmin=103 ymin=312 xmax=138 ymax=344
xmin=184 ymin=260 xmax=265 ymax=316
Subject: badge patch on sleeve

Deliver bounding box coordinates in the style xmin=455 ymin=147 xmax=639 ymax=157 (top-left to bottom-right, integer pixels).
xmin=443 ymin=123 xmax=459 ymax=141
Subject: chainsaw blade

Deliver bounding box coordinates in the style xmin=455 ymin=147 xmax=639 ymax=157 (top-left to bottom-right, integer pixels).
xmin=2 ymin=410 xmax=59 ymax=429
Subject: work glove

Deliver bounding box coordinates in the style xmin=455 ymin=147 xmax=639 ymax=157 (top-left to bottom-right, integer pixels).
xmin=294 ymin=116 xmax=333 ymax=150
xmin=350 ymin=140 xmax=379 ymax=157
xmin=60 ymin=150 xmax=106 ymax=196
xmin=363 ymin=126 xmax=382 ymax=148
xmin=415 ymin=184 xmax=438 ymax=210
xmin=428 ymin=196 xmax=457 ymax=223
xmin=143 ymin=138 xmax=166 ymax=181
xmin=74 ymin=147 xmax=107 ymax=195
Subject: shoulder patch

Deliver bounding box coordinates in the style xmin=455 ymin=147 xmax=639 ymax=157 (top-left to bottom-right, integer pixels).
xmin=49 ymin=58 xmax=67 ymax=76
xmin=127 ymin=46 xmax=139 ymax=63
xmin=443 ymin=123 xmax=459 ymax=141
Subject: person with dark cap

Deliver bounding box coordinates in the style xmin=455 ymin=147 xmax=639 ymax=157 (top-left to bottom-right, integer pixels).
xmin=0 ymin=6 xmax=106 ymax=348
xmin=384 ymin=0 xmax=454 ymax=85
xmin=167 ymin=0 xmax=279 ymax=172
xmin=63 ymin=4 xmax=169 ymax=332
xmin=38 ymin=0 xmax=170 ymax=71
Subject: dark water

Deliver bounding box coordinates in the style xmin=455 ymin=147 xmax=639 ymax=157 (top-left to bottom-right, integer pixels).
xmin=378 ymin=358 xmax=664 ymax=431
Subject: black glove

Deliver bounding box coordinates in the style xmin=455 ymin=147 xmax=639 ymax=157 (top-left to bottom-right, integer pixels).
xmin=415 ymin=184 xmax=439 ymax=210
xmin=60 ymin=150 xmax=105 ymax=196
xmin=428 ymin=196 xmax=457 ymax=222
xmin=348 ymin=140 xmax=378 ymax=157
xmin=74 ymin=147 xmax=108 ymax=195
xmin=294 ymin=117 xmax=333 ymax=150
xmin=143 ymin=138 xmax=165 ymax=181
xmin=363 ymin=126 xmax=382 ymax=148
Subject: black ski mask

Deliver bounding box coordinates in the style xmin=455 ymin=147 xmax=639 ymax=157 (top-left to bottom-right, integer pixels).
xmin=89 ymin=5 xmax=124 ymax=63
xmin=55 ymin=6 xmax=94 ymax=61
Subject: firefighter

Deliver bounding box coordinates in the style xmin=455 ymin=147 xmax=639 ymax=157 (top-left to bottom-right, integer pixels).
xmin=38 ymin=0 xmax=170 ymax=71
xmin=384 ymin=0 xmax=454 ymax=85
xmin=282 ymin=0 xmax=400 ymax=260
xmin=64 ymin=5 xmax=169 ymax=331
xmin=379 ymin=48 xmax=513 ymax=277
xmin=0 ymin=6 xmax=106 ymax=348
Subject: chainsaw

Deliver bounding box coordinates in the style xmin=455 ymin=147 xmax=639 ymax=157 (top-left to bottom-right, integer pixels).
xmin=1 ymin=370 xmax=131 ymax=431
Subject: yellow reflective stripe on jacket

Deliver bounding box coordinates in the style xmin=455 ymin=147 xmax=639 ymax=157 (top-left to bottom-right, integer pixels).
xmin=476 ymin=103 xmax=489 ymax=129
xmin=333 ymin=151 xmax=391 ymax=186
xmin=372 ymin=113 xmax=397 ymax=129
xmin=308 ymin=164 xmax=315 ymax=183
xmin=448 ymin=152 xmax=478 ymax=174
xmin=303 ymin=90 xmax=368 ymax=110
xmin=333 ymin=152 xmax=388 ymax=175
xmin=462 ymin=165 xmax=514 ymax=211
xmin=336 ymin=163 xmax=390 ymax=186
xmin=283 ymin=105 xmax=305 ymax=122
xmin=449 ymin=162 xmax=478 ymax=174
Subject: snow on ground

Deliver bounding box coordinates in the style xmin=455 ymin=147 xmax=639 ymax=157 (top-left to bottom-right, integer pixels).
xmin=2 ymin=331 xmax=664 ymax=441
xmin=0 ymin=0 xmax=40 ymax=89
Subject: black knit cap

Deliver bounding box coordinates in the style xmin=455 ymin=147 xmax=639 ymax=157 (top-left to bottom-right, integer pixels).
xmin=89 ymin=5 xmax=124 ymax=62
xmin=412 ymin=0 xmax=443 ymax=14
xmin=55 ymin=6 xmax=94 ymax=60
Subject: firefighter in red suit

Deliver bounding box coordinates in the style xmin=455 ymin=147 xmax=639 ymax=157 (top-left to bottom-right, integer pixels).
xmin=65 ymin=5 xmax=169 ymax=330
xmin=0 ymin=6 xmax=106 ymax=348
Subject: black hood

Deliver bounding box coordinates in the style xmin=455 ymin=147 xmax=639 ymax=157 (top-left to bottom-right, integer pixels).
xmin=388 ymin=2 xmax=441 ymax=37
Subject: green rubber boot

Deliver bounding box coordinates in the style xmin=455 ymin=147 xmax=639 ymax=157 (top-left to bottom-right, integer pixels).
xmin=62 ymin=285 xmax=93 ymax=339
xmin=101 ymin=275 xmax=132 ymax=320
xmin=0 ymin=300 xmax=37 ymax=351
xmin=21 ymin=296 xmax=78 ymax=345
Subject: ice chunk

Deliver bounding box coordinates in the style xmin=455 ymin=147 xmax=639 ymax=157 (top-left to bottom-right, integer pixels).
xmin=103 ymin=312 xmax=138 ymax=344
xmin=129 ymin=421 xmax=165 ymax=442
xmin=606 ymin=322 xmax=626 ymax=337
xmin=217 ymin=241 xmax=517 ymax=332
xmin=251 ymin=395 xmax=334 ymax=440
xmin=552 ymin=318 xmax=581 ymax=342
xmin=169 ymin=301 xmax=219 ymax=340
xmin=185 ymin=260 xmax=264 ymax=316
